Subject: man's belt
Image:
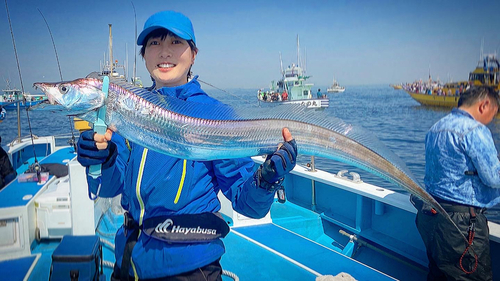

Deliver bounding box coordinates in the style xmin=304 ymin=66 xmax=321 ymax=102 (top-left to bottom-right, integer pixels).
xmin=434 ymin=197 xmax=486 ymax=214
xmin=411 ymin=195 xmax=486 ymax=215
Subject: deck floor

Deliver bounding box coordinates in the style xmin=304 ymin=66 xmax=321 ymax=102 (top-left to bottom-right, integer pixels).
xmin=223 ymin=223 xmax=396 ymax=281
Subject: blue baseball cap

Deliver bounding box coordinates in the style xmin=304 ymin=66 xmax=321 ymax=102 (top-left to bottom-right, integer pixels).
xmin=137 ymin=11 xmax=196 ymax=46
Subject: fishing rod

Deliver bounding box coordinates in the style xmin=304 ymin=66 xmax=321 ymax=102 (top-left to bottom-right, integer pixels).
xmin=38 ymin=9 xmax=63 ymax=81
xmin=4 ymin=0 xmax=44 ymax=181
xmin=198 ymin=78 xmax=246 ymax=101
xmin=38 ymin=8 xmax=77 ymax=150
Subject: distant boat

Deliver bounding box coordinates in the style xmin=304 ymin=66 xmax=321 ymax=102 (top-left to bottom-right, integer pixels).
xmin=327 ymin=77 xmax=345 ymax=93
xmin=258 ymin=36 xmax=328 ymax=110
xmin=405 ymin=54 xmax=500 ymax=108
xmin=1 ymin=88 xmax=45 ymax=110
xmin=390 ymin=84 xmax=403 ymax=90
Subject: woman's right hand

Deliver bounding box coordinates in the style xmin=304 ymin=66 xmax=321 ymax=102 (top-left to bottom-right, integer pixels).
xmin=77 ymin=129 xmax=116 ymax=167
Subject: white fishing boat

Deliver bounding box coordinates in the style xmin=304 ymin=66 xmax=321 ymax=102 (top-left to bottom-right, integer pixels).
xmin=327 ymin=77 xmax=345 ymax=93
xmin=258 ymin=36 xmax=329 ymax=110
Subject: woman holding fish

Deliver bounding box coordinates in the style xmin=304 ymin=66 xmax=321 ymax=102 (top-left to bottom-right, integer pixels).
xmin=76 ymin=11 xmax=297 ymax=280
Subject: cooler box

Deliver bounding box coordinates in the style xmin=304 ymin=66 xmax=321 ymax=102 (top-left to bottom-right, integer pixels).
xmin=50 ymin=235 xmax=103 ymax=281
xmin=35 ymin=176 xmax=72 ymax=240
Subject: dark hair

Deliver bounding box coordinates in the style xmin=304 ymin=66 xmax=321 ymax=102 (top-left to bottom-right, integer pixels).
xmin=139 ymin=29 xmax=198 ymax=79
xmin=458 ymin=86 xmax=500 ymax=108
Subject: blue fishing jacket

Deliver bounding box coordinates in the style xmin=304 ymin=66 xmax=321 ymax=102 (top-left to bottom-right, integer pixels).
xmin=86 ymin=77 xmax=275 ymax=278
xmin=424 ymin=108 xmax=500 ymax=208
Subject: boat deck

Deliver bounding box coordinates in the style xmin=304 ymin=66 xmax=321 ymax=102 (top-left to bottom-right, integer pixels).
xmin=224 ymin=223 xmax=395 ymax=280
xmin=5 ymin=198 xmax=415 ymax=281
xmin=3 ymin=144 xmax=499 ymax=280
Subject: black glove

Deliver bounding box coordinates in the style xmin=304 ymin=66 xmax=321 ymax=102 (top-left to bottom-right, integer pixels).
xmin=77 ymin=130 xmax=117 ymax=168
xmin=258 ymin=139 xmax=297 ymax=191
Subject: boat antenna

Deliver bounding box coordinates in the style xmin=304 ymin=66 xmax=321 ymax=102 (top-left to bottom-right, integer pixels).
xmin=480 ymin=38 xmax=484 ymax=61
xmin=304 ymin=47 xmax=307 ymax=73
xmin=125 ymin=43 xmax=128 ymax=81
xmin=131 ymin=1 xmax=137 ymax=85
xmin=279 ymin=51 xmax=284 ymax=76
xmin=296 ymin=34 xmax=300 ymax=68
xmin=109 ymin=24 xmax=113 ymax=76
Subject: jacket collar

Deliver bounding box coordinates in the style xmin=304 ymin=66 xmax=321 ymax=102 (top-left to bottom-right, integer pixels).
xmin=148 ymin=75 xmax=201 ymax=100
xmin=452 ymin=107 xmax=474 ymax=120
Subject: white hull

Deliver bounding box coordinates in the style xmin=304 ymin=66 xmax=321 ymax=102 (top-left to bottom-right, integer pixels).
xmin=327 ymin=87 xmax=345 ymax=93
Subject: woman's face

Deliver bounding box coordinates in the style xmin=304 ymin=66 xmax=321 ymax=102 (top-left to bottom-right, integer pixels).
xmin=144 ymin=33 xmax=196 ymax=88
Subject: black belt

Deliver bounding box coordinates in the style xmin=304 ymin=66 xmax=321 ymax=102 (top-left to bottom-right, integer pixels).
xmin=434 ymin=197 xmax=486 ymax=214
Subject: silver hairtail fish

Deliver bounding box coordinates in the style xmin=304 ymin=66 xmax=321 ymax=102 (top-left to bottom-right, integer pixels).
xmin=32 ymin=77 xmax=469 ymax=244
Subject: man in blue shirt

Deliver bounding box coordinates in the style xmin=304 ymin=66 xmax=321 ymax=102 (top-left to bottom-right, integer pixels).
xmin=316 ymin=88 xmax=322 ymax=98
xmin=414 ymin=86 xmax=500 ymax=280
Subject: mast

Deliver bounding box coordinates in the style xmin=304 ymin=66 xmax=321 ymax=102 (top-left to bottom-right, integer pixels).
xmin=480 ymin=38 xmax=484 ymax=62
xmin=296 ymin=35 xmax=300 ymax=68
xmin=125 ymin=43 xmax=128 ymax=81
xmin=108 ymin=24 xmax=113 ymax=76
xmin=132 ymin=1 xmax=137 ymax=85
xmin=279 ymin=52 xmax=284 ymax=76
xmin=304 ymin=47 xmax=307 ymax=73
xmin=428 ymin=64 xmax=431 ymax=87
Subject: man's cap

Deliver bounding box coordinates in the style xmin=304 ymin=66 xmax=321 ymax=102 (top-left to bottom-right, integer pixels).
xmin=137 ymin=11 xmax=196 ymax=46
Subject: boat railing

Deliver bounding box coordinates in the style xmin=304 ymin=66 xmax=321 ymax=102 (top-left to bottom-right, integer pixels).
xmin=7 ymin=133 xmax=78 ymax=149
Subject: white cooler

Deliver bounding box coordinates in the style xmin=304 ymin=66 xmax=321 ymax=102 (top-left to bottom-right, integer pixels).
xmin=34 ymin=176 xmax=72 ymax=240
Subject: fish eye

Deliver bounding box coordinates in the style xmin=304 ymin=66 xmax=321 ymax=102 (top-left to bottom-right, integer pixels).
xmin=59 ymin=84 xmax=69 ymax=94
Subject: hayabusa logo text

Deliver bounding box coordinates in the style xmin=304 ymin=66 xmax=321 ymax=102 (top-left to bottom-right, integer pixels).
xmin=155 ymin=219 xmax=217 ymax=236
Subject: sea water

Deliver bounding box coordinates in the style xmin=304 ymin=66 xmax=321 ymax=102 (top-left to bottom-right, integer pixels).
xmin=2 ymin=85 xmax=500 ymax=221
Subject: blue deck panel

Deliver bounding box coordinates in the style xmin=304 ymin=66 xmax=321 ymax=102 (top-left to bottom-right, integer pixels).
xmin=233 ymin=223 xmax=395 ymax=281
xmin=0 ymin=147 xmax=76 ymax=208
xmin=221 ymin=231 xmax=317 ymax=281
xmin=0 ymin=254 xmax=38 ymax=281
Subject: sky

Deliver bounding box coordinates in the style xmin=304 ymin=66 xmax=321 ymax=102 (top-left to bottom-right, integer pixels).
xmin=0 ymin=0 xmax=499 ymax=92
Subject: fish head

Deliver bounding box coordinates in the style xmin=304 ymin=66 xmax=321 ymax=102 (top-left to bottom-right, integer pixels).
xmin=31 ymin=78 xmax=106 ymax=114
